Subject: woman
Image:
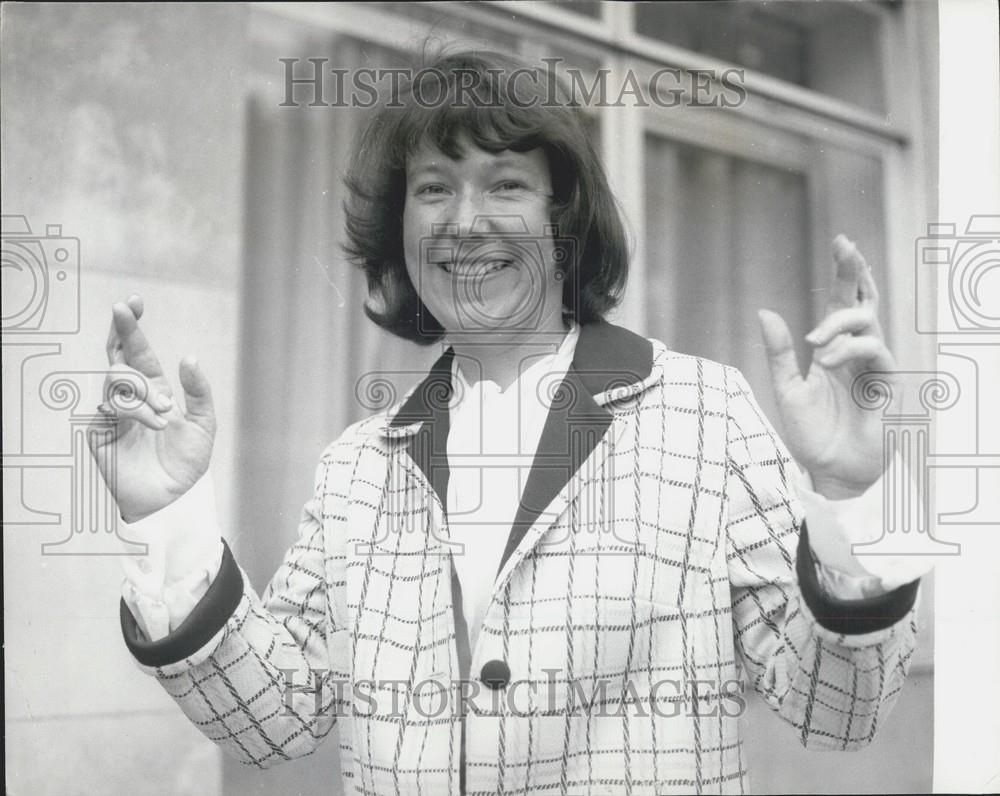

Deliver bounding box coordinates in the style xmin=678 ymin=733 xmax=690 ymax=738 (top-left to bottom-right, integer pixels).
xmin=93 ymin=50 xmax=921 ymax=795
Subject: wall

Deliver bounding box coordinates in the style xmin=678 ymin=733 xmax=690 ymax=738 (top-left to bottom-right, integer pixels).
xmin=2 ymin=4 xmax=247 ymax=794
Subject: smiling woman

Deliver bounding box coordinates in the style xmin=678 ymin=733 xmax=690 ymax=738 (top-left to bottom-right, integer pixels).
xmin=96 ymin=46 xmax=925 ymax=796
xmin=342 ymin=50 xmax=629 ymax=349
xmin=401 ymin=138 xmax=564 ymax=344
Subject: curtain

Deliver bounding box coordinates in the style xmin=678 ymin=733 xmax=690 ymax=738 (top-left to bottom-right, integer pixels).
xmin=236 ymin=37 xmax=437 ymax=593
xmin=230 ymin=32 xmax=440 ymax=796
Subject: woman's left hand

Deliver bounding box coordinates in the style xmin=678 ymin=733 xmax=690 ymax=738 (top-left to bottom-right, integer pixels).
xmin=758 ymin=235 xmax=896 ymax=500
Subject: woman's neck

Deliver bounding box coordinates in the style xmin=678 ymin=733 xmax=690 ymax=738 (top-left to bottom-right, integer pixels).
xmin=447 ymin=306 xmax=571 ymax=391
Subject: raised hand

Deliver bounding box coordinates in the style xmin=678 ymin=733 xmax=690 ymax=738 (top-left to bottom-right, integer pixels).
xmin=758 ymin=235 xmax=895 ymax=499
xmin=88 ymin=295 xmax=216 ymax=522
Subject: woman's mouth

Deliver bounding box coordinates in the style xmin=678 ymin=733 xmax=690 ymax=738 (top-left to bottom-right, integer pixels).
xmin=437 ymin=258 xmax=514 ymax=277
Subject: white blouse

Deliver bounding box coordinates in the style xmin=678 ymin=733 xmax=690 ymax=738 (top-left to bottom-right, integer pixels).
xmin=446 ymin=323 xmax=580 ymax=650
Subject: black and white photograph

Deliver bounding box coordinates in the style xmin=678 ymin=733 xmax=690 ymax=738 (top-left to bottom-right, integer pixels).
xmin=2 ymin=2 xmax=998 ymax=794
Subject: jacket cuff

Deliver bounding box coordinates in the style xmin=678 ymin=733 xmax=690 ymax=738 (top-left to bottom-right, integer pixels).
xmin=120 ymin=539 xmax=244 ymax=667
xmin=796 ymin=522 xmax=919 ymax=635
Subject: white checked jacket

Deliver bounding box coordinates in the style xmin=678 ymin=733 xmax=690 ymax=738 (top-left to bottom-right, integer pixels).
xmin=121 ymin=321 xmax=920 ymax=795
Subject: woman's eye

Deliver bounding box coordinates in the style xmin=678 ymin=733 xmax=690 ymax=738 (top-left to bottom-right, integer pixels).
xmin=415 ymin=184 xmax=447 ymax=197
xmin=495 ymin=180 xmax=527 ymax=192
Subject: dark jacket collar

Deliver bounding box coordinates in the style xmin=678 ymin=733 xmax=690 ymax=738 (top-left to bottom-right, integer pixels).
xmin=384 ymin=320 xmax=654 ymax=434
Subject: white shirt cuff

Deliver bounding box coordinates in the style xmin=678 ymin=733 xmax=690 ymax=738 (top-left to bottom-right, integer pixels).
xmin=797 ymin=454 xmax=934 ymax=597
xmin=119 ymin=472 xmax=224 ymax=641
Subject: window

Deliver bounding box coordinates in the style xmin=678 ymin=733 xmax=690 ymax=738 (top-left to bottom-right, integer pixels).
xmin=634 ymin=0 xmax=888 ymax=113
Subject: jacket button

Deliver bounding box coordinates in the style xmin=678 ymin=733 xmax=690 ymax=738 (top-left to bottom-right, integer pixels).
xmin=480 ymin=659 xmax=511 ymax=690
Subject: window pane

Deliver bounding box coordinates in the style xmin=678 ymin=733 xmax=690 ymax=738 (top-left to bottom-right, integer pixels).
xmin=643 ymin=134 xmax=813 ymax=420
xmin=634 ymin=0 xmax=886 ymax=113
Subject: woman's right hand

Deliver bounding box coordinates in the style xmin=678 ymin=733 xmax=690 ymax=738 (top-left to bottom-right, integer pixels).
xmin=88 ymin=295 xmax=217 ymax=523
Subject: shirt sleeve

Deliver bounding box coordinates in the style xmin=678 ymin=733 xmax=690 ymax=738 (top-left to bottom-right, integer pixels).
xmin=796 ymin=457 xmax=934 ymax=599
xmin=119 ymin=471 xmax=225 ymax=641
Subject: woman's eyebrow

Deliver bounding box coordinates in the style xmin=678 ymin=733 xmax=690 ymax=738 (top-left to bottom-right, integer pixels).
xmin=407 ymin=162 xmax=453 ymax=180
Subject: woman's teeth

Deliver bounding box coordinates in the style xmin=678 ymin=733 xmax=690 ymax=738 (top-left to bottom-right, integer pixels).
xmin=439 ymin=259 xmax=511 ymax=275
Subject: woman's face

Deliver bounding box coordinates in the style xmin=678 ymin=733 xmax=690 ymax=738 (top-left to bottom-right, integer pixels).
xmin=402 ymin=132 xmax=566 ymax=338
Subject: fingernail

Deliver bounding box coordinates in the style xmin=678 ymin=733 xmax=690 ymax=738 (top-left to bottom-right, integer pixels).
xmin=156 ymin=394 xmax=173 ymax=411
xmin=153 ymin=415 xmax=168 ymax=429
xmin=805 ymin=331 xmax=821 ymax=345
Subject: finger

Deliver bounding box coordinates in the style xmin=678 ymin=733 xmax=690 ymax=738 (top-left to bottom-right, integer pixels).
xmin=827 ymin=234 xmax=865 ymax=311
xmin=816 ymin=336 xmax=894 ymax=371
xmin=805 ymin=306 xmax=880 ymax=347
xmin=104 ymin=363 xmax=173 ymax=413
xmin=179 ymin=356 xmax=217 ymax=435
xmin=112 ymin=302 xmax=166 ymax=378
xmin=126 ymin=293 xmax=144 ymax=320
xmin=105 ymin=296 xmax=145 ymax=366
xmin=757 ymin=309 xmax=802 ymax=390
xmin=106 ymin=307 xmax=124 ymax=366
xmin=108 ymin=398 xmax=170 ymax=430
xmin=857 ymin=257 xmax=880 ymax=309
xmin=103 ymin=365 xmax=173 ymax=429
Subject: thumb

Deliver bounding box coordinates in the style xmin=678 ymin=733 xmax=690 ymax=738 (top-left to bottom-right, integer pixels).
xmin=757 ymin=309 xmax=802 ymax=391
xmin=179 ymin=356 xmax=216 ymax=433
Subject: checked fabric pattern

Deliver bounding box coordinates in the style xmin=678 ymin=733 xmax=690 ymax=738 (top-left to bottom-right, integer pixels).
xmin=126 ymin=331 xmax=919 ymax=795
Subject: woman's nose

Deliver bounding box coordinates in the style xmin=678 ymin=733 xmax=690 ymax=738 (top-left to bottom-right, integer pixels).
xmin=443 ymin=190 xmax=486 ymax=239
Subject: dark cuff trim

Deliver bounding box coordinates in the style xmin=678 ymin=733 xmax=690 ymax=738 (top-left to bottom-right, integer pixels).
xmin=796 ymin=522 xmax=920 ymax=635
xmin=121 ymin=539 xmax=244 ymax=667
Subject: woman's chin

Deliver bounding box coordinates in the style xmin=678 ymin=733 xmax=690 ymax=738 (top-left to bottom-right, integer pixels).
xmin=442 ymin=306 xmax=540 ymax=336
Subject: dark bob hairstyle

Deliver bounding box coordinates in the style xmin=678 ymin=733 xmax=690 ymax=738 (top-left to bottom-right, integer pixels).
xmin=342 ymin=48 xmax=630 ymax=344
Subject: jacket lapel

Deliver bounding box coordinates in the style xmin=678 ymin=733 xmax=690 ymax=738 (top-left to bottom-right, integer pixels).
xmin=383 ymin=320 xmax=654 ymax=598
xmin=493 ymin=321 xmax=654 ymax=580
xmin=494 ymin=365 xmax=612 ymax=576
xmin=387 ymin=347 xmax=454 ymax=508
